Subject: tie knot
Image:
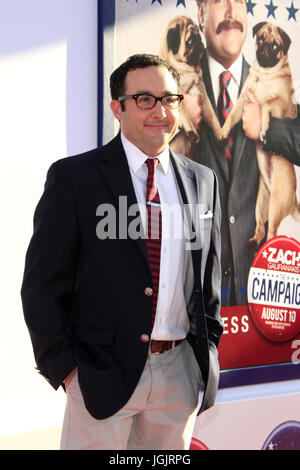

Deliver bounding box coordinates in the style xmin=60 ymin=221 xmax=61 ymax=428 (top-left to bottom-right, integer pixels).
xmin=220 ymin=71 xmax=232 ymax=89
xmin=146 ymin=158 xmax=159 ymax=175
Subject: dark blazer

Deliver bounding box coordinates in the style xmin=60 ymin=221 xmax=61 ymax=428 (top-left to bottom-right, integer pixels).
xmin=195 ymin=54 xmax=261 ymax=306
xmin=21 ymin=134 xmax=223 ymax=419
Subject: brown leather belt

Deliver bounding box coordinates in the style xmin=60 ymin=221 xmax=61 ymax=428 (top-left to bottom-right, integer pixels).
xmin=148 ymin=339 xmax=183 ymax=355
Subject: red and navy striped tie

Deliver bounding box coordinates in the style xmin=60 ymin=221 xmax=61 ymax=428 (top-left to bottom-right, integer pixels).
xmin=218 ymin=70 xmax=234 ymax=160
xmin=145 ymin=158 xmax=162 ymax=328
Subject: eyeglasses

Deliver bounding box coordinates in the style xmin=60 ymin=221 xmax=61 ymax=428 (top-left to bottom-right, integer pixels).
xmin=118 ymin=93 xmax=184 ymax=110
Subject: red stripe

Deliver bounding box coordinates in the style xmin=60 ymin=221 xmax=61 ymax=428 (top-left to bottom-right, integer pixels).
xmin=219 ymin=72 xmax=234 ymax=160
xmin=145 ymin=158 xmax=162 ymax=329
xmin=146 ymin=245 xmax=161 ymax=252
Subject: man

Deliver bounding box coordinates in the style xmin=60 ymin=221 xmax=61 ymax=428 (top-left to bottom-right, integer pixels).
xmin=21 ymin=54 xmax=223 ymax=450
xmin=184 ymin=0 xmax=300 ymax=305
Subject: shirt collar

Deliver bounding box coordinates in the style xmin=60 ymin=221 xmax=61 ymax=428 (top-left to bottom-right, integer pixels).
xmin=207 ymin=50 xmax=243 ymax=98
xmin=121 ymin=132 xmax=170 ymax=175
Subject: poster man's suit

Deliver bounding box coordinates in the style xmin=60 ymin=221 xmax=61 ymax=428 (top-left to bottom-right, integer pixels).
xmin=194 ymin=53 xmax=259 ymax=306
xmin=194 ymin=53 xmax=300 ymax=306
xmin=21 ymin=133 xmax=223 ymax=421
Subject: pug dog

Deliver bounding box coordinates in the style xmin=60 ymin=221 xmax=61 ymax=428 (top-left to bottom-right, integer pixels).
xmin=159 ymin=15 xmax=221 ymax=158
xmin=218 ymin=22 xmax=297 ymax=140
xmin=218 ymin=22 xmax=299 ymax=248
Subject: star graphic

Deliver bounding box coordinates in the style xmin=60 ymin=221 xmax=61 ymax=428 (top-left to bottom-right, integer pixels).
xmin=262 ymin=249 xmax=268 ymax=259
xmin=268 ymin=441 xmax=277 ymax=450
xmin=151 ymin=0 xmax=162 ymax=5
xmin=221 ymin=282 xmax=231 ymax=303
xmin=265 ymin=0 xmax=278 ymax=18
xmin=246 ymin=0 xmax=257 ymax=16
xmin=287 ymin=1 xmax=299 ymax=21
xmin=176 ymin=0 xmax=186 ymax=7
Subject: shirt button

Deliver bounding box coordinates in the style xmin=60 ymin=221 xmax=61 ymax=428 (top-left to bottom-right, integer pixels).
xmin=140 ymin=334 xmax=150 ymax=343
xmin=144 ymin=287 xmax=153 ymax=296
xmin=229 ymin=215 xmax=235 ymax=224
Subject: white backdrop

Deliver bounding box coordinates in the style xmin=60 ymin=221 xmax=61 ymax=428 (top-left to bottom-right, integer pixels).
xmin=0 ymin=0 xmax=98 ymax=440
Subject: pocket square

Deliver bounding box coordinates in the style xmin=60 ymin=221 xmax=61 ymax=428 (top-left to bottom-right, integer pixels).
xmin=200 ymin=210 xmax=213 ymax=219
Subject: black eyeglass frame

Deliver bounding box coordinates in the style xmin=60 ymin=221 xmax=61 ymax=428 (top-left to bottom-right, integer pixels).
xmin=118 ymin=93 xmax=184 ymax=109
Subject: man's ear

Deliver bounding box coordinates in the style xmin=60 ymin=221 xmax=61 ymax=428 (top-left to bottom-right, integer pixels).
xmin=110 ymin=100 xmax=123 ymax=121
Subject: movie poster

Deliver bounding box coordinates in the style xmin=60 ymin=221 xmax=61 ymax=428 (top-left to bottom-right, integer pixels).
xmin=99 ymin=0 xmax=300 ymax=385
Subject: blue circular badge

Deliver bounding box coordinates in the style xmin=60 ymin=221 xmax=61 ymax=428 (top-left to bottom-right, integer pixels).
xmin=262 ymin=421 xmax=300 ymax=450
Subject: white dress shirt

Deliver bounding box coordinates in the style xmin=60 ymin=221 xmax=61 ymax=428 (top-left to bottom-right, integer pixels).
xmin=207 ymin=50 xmax=243 ymax=106
xmin=121 ymin=132 xmax=192 ymax=340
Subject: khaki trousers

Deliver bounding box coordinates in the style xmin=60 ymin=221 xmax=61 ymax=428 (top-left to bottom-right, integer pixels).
xmin=60 ymin=340 xmax=202 ymax=450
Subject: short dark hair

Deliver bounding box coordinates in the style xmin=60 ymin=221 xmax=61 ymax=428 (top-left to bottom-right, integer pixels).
xmin=110 ymin=53 xmax=181 ymax=101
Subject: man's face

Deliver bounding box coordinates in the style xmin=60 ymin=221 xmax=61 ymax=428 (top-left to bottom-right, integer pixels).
xmin=198 ymin=0 xmax=248 ymax=68
xmin=110 ymin=66 xmax=180 ymax=156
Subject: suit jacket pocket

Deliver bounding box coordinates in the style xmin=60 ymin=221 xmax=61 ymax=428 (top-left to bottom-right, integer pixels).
xmin=73 ymin=326 xmax=115 ymax=345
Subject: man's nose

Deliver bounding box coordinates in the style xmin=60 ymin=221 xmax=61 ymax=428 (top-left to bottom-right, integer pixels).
xmin=225 ymin=0 xmax=236 ymax=17
xmin=151 ymin=100 xmax=167 ymax=118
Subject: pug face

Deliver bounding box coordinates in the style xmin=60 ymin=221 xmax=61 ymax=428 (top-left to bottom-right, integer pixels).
xmin=253 ymin=22 xmax=291 ymax=68
xmin=166 ymin=17 xmax=204 ymax=68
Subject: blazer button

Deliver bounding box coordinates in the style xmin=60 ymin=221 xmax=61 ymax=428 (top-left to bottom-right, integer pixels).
xmin=140 ymin=334 xmax=150 ymax=343
xmin=144 ymin=287 xmax=153 ymax=296
xmin=224 ymin=267 xmax=231 ymax=276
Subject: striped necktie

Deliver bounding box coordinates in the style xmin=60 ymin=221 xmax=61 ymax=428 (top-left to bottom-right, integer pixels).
xmin=145 ymin=158 xmax=162 ymax=328
xmin=218 ymin=70 xmax=234 ymax=160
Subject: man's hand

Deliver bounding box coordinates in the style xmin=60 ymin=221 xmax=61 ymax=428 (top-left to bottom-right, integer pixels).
xmin=242 ymin=89 xmax=262 ymax=141
xmin=64 ymin=367 xmax=78 ymax=388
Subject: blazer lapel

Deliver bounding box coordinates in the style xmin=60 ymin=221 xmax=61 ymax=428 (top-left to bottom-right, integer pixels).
xmin=96 ymin=134 xmax=149 ymax=264
xmin=201 ymin=54 xmax=230 ymax=185
xmin=170 ymin=150 xmax=203 ymax=251
xmin=170 ymin=150 xmax=205 ymax=346
xmin=170 ymin=150 xmax=197 ymax=206
xmin=97 ymin=134 xmax=137 ymax=206
xmin=230 ymin=57 xmax=250 ymax=178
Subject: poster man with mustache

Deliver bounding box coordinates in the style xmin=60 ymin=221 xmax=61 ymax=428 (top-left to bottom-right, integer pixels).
xmin=183 ymin=0 xmax=300 ymax=306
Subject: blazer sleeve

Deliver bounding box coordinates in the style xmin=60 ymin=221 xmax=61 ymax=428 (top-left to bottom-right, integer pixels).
xmin=203 ymin=170 xmax=223 ymax=351
xmin=21 ymin=161 xmax=79 ymax=389
xmin=264 ymin=107 xmax=300 ymax=166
